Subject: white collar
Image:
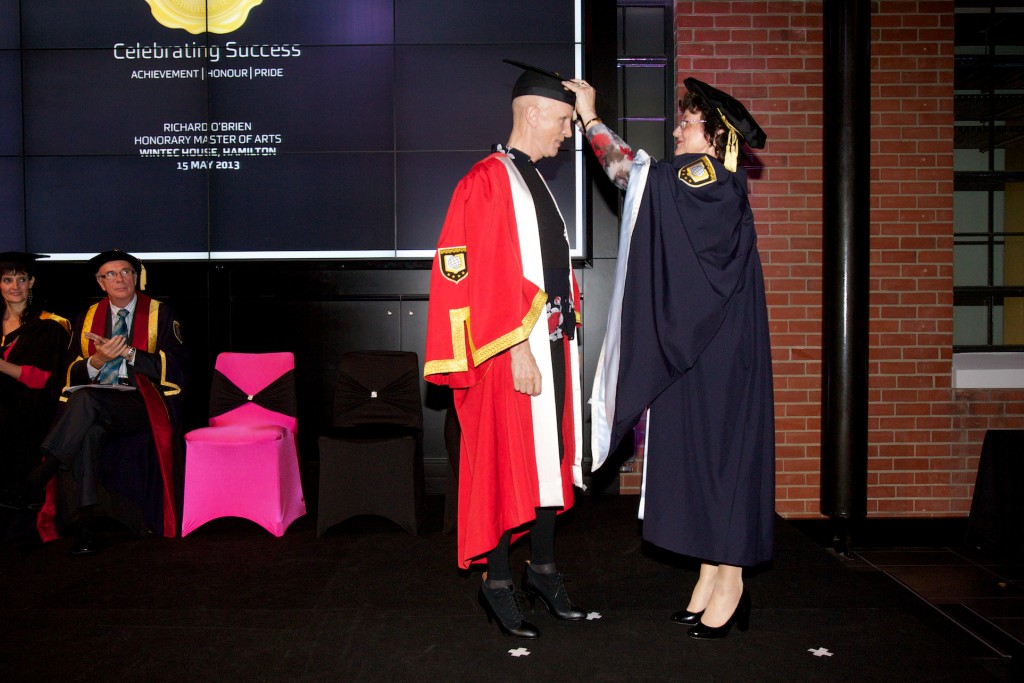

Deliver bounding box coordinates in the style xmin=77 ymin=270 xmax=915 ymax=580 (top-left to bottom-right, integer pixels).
xmin=110 ymin=295 xmax=138 ymax=318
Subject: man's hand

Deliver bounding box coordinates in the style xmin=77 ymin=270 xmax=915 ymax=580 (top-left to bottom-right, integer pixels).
xmin=89 ymin=335 xmax=130 ymax=368
xmin=509 ymin=341 xmax=542 ymax=396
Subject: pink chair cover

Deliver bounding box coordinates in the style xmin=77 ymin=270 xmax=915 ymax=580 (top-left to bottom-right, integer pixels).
xmin=182 ymin=352 xmax=306 ymax=537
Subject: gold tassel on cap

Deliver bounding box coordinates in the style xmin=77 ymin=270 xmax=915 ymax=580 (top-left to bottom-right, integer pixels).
xmin=717 ymin=107 xmax=741 ymax=173
xmin=724 ymin=130 xmax=739 ymax=173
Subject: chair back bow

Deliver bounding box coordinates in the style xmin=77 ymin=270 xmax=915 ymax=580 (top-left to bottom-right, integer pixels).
xmin=210 ymin=368 xmax=297 ymax=418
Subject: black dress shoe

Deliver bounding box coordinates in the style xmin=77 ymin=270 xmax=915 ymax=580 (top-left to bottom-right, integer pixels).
xmin=479 ymin=580 xmax=539 ymax=639
xmin=70 ymin=529 xmax=100 ymax=556
xmin=670 ymin=608 xmax=704 ymax=625
xmin=521 ymin=563 xmax=586 ymax=621
xmin=688 ymin=591 xmax=751 ymax=640
xmin=0 ymin=486 xmax=44 ymax=511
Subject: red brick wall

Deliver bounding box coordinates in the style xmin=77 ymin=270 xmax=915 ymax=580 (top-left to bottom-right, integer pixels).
xmin=625 ymin=1 xmax=1024 ymax=517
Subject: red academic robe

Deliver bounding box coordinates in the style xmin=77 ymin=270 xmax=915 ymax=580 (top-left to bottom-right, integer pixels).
xmin=424 ymin=153 xmax=583 ymax=569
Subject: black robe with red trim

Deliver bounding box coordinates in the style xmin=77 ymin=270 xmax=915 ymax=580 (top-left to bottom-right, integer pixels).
xmin=0 ymin=312 xmax=72 ymax=487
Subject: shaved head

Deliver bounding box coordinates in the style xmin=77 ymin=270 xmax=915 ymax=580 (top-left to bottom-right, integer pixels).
xmin=507 ymin=95 xmax=575 ymax=162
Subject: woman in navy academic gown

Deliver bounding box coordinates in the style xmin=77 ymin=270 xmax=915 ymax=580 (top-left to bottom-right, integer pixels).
xmin=566 ymin=77 xmax=775 ymax=640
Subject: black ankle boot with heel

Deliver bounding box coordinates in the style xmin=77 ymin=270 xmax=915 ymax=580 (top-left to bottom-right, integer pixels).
xmin=521 ymin=563 xmax=585 ymax=621
xmin=479 ymin=578 xmax=539 ymax=639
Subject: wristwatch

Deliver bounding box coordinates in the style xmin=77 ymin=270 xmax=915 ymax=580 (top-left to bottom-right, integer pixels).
xmin=127 ymin=346 xmax=137 ymax=364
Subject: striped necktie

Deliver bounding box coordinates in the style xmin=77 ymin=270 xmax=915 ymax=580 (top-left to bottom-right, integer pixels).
xmin=96 ymin=309 xmax=129 ymax=385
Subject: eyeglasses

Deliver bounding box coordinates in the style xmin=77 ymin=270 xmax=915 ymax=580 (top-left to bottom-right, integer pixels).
xmin=679 ymin=119 xmax=707 ymax=128
xmin=97 ymin=268 xmax=135 ymax=280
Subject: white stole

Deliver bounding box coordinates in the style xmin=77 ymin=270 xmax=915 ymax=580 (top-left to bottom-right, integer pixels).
xmin=590 ymin=150 xmax=652 ymax=471
xmin=497 ymin=155 xmax=584 ymax=504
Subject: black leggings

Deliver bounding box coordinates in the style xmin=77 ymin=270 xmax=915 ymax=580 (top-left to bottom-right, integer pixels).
xmin=485 ymin=507 xmax=558 ymax=582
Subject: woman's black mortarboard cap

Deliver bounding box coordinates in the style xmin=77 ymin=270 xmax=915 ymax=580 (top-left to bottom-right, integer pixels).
xmin=504 ymin=59 xmax=576 ymax=106
xmin=683 ymin=77 xmax=766 ymax=171
xmin=0 ymin=252 xmax=48 ymax=270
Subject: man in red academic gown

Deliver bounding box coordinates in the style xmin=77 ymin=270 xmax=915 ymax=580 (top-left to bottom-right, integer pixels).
xmin=424 ymin=61 xmax=586 ymax=639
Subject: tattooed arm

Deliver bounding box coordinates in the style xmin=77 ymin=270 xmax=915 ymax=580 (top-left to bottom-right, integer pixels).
xmin=583 ymin=122 xmax=634 ymax=191
xmin=562 ymin=79 xmax=635 ymax=190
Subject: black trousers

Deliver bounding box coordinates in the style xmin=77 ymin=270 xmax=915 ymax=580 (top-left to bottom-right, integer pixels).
xmin=41 ymin=387 xmax=149 ymax=509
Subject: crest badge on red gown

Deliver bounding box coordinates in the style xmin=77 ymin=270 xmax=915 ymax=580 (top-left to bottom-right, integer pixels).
xmin=438 ymin=247 xmax=468 ymax=283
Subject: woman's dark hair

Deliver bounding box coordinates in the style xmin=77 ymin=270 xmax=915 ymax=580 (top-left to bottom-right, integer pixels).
xmin=1 ymin=259 xmax=43 ymax=324
xmin=679 ymin=91 xmax=749 ymax=167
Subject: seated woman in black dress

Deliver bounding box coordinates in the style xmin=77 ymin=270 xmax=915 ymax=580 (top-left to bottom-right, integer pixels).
xmin=0 ymin=252 xmax=71 ymax=503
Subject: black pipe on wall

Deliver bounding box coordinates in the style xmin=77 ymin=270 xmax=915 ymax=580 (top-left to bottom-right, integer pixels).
xmin=820 ymin=0 xmax=871 ymax=552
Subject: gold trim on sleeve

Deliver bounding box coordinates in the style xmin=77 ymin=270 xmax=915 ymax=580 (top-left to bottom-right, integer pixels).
xmin=423 ymin=290 xmax=548 ymax=376
xmin=59 ymin=357 xmax=84 ymax=402
xmin=470 ymin=290 xmax=547 ymax=366
xmin=424 ymin=307 xmax=471 ymax=376
xmin=157 ymin=349 xmax=182 ymax=396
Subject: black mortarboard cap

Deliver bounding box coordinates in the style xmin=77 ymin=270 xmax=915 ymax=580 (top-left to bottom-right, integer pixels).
xmin=88 ymin=249 xmax=142 ymax=274
xmin=505 ymin=59 xmax=576 ymax=106
xmin=683 ymin=78 xmax=766 ymax=149
xmin=0 ymin=251 xmax=48 ymax=270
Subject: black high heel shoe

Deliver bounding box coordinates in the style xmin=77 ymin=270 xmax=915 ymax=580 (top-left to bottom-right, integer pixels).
xmin=479 ymin=581 xmax=539 ymax=639
xmin=670 ymin=608 xmax=704 ymax=625
xmin=521 ymin=563 xmax=586 ymax=621
xmin=687 ymin=590 xmax=751 ymax=640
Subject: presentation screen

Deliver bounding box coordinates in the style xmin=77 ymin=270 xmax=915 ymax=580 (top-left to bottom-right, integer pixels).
xmin=2 ymin=0 xmax=584 ymax=261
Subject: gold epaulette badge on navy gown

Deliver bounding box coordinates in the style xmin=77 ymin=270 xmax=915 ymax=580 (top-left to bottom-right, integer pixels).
xmin=677 ymin=156 xmax=717 ymax=188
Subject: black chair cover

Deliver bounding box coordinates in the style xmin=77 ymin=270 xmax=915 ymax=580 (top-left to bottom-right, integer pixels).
xmin=332 ymin=351 xmax=422 ymax=430
xmin=317 ymin=350 xmax=424 ymax=536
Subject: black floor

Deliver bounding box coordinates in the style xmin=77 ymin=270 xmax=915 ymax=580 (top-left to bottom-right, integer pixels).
xmin=0 ymin=495 xmax=1017 ymax=682
xmin=790 ymin=516 xmax=1024 ymax=679
xmin=855 ymin=545 xmax=1024 ymax=672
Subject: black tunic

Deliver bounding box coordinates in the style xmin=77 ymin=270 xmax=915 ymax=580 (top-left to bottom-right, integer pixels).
xmin=0 ymin=314 xmax=71 ymax=486
xmin=614 ymin=153 xmax=775 ymax=567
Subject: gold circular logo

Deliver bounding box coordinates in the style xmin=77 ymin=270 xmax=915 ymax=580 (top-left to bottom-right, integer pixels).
xmin=145 ymin=0 xmax=264 ymax=35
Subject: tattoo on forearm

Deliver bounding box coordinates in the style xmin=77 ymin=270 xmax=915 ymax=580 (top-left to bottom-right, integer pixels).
xmin=585 ymin=123 xmax=634 ymax=190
